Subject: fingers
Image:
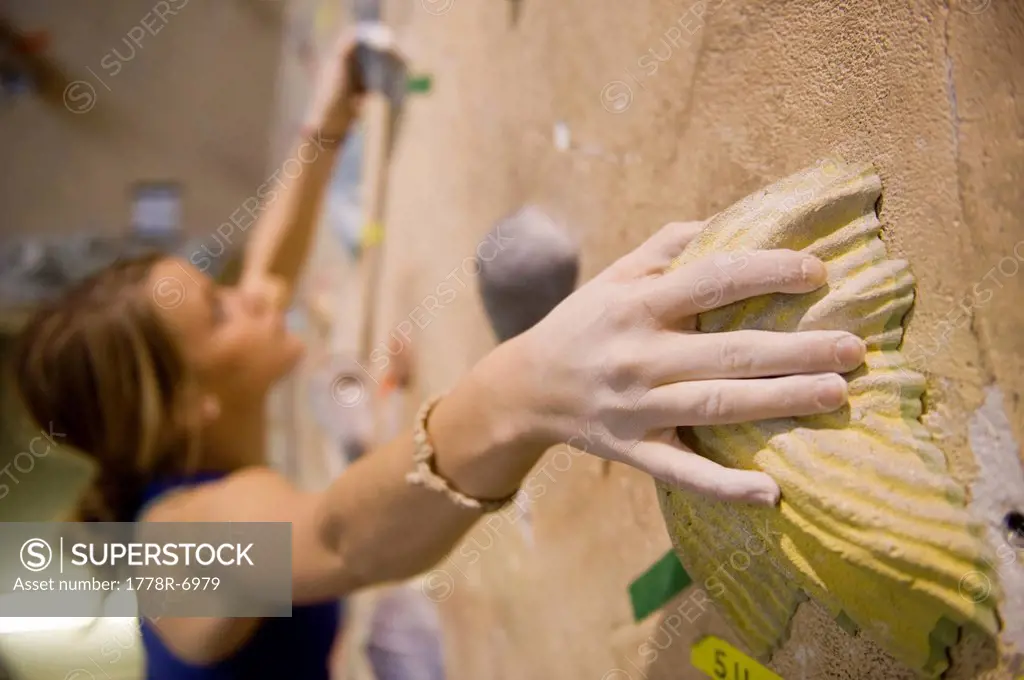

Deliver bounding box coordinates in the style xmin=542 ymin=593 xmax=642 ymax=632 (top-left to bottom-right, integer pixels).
xmin=627 ymin=436 xmax=780 ymax=505
xmin=646 ymin=329 xmax=866 ymax=382
xmin=638 ymin=373 xmax=849 ymax=430
xmin=642 ymin=249 xmax=828 ymax=321
xmin=602 ymin=221 xmax=707 ymax=281
xmin=637 ymin=221 xmax=708 ymax=271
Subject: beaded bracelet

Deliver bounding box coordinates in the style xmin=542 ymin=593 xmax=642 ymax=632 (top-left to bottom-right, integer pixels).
xmin=405 ymin=394 xmax=519 ymax=513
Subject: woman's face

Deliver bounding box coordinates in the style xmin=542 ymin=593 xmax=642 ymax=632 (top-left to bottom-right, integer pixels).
xmin=147 ymin=258 xmax=305 ymax=400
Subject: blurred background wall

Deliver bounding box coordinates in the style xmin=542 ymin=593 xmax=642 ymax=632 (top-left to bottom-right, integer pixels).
xmin=0 ymin=0 xmax=284 ymax=242
xmin=0 ymin=0 xmax=288 ymax=513
xmin=0 ymin=1 xmax=287 ymax=677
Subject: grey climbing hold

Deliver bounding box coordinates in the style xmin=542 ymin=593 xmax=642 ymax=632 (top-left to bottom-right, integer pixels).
xmin=476 ymin=206 xmax=579 ymax=342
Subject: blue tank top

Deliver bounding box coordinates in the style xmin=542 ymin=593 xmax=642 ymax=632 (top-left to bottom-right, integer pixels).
xmin=136 ymin=472 xmax=343 ymax=680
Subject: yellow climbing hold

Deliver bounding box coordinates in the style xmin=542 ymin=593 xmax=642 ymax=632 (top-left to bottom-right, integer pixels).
xmin=658 ymin=159 xmax=999 ymax=677
xmin=360 ymin=221 xmax=385 ymax=249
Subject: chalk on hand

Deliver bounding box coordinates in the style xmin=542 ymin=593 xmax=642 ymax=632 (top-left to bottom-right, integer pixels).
xmin=476 ymin=206 xmax=580 ymax=343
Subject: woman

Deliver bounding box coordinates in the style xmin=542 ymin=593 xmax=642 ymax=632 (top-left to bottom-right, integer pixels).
xmin=9 ymin=34 xmax=865 ymax=679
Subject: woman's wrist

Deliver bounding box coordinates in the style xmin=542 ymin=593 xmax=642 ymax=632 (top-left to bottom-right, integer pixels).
xmin=304 ymin=82 xmax=360 ymax=138
xmin=302 ymin=108 xmax=354 ymax=147
xmin=425 ymin=338 xmax=564 ymax=500
xmin=469 ymin=336 xmax=570 ymax=451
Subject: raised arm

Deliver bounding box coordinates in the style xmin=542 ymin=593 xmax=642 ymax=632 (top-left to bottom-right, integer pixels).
xmin=240 ymin=34 xmax=365 ymax=306
xmin=160 ymin=221 xmax=867 ymax=603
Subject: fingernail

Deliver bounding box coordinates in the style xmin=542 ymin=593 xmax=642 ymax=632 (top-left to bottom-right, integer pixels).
xmin=835 ymin=335 xmax=866 ymax=368
xmin=816 ymin=374 xmax=848 ymax=410
xmin=734 ymin=474 xmax=780 ymax=506
xmin=801 ymin=257 xmax=827 ymax=284
xmin=754 ymin=483 xmax=781 ymax=507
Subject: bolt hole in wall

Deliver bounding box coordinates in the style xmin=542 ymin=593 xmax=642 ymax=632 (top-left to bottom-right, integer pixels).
xmin=1006 ymin=511 xmax=1024 ymax=549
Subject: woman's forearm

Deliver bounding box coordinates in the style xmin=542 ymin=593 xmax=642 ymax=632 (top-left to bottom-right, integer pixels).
xmin=240 ymin=122 xmax=351 ymax=303
xmin=242 ymin=32 xmax=365 ymax=302
xmin=316 ymin=340 xmax=556 ymax=587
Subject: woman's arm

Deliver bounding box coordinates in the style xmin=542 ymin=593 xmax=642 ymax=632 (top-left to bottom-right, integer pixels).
xmin=157 ymin=340 xmax=548 ymax=601
xmin=157 ymin=222 xmax=867 ymax=603
xmin=238 ymin=132 xmax=345 ymax=304
xmin=239 ymin=34 xmax=364 ymax=306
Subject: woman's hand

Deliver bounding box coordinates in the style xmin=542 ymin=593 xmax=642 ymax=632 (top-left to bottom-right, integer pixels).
xmin=491 ymin=221 xmax=866 ymax=505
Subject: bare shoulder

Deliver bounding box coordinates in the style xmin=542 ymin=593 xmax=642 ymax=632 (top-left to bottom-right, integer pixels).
xmin=141 ymin=467 xmax=314 ymax=525
xmin=136 ymin=468 xmax=306 ymax=664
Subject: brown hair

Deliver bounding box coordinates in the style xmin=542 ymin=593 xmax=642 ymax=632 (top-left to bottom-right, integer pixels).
xmin=10 ymin=253 xmax=200 ymax=521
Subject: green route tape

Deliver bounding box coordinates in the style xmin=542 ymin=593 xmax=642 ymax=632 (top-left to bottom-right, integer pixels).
xmin=629 ymin=550 xmax=692 ymax=622
xmin=407 ymin=74 xmax=433 ymax=93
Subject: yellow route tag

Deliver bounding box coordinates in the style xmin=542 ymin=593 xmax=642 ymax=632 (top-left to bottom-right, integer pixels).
xmin=360 ymin=221 xmax=385 ymax=249
xmin=691 ymin=636 xmax=781 ymax=680
xmin=314 ymin=0 xmax=335 ymax=32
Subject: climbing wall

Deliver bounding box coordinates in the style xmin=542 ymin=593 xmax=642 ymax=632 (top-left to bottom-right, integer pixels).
xmin=367 ymin=1 xmax=1024 ymax=679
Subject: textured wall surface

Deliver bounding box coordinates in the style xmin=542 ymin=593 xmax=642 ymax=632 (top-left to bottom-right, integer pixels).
xmin=375 ymin=1 xmax=1024 ymax=678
